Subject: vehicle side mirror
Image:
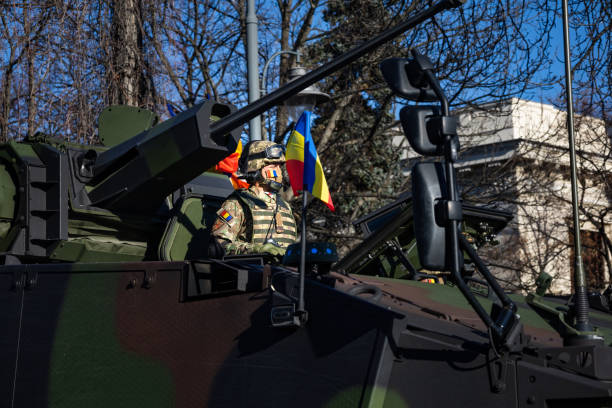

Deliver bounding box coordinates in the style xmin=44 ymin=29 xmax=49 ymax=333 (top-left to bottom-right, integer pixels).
xmin=400 ymin=106 xmax=443 ymax=156
xmin=412 ymin=162 xmax=464 ymax=271
xmin=380 ymin=58 xmax=437 ymax=101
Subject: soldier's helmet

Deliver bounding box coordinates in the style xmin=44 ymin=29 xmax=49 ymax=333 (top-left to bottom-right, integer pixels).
xmin=239 ymin=140 xmax=286 ymax=174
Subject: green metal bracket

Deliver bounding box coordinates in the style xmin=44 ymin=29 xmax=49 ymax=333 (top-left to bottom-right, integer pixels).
xmin=526 ymin=293 xmax=601 ymax=338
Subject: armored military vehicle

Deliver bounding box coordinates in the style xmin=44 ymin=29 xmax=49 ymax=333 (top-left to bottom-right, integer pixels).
xmin=2 ymin=0 xmax=612 ymax=406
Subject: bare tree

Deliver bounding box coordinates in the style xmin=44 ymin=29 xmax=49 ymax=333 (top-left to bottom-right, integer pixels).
xmin=147 ymin=0 xmax=246 ymax=110
xmin=106 ymin=0 xmax=159 ymax=108
xmin=0 ymin=2 xmax=52 ymax=141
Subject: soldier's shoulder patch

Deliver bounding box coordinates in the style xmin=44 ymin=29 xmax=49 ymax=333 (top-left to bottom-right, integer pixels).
xmin=216 ymin=207 xmax=234 ymax=224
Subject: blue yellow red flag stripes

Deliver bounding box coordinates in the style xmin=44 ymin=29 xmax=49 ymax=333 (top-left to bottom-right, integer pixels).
xmin=265 ymin=168 xmax=279 ymax=178
xmin=286 ymin=111 xmax=334 ymax=211
xmin=220 ymin=210 xmax=233 ymax=222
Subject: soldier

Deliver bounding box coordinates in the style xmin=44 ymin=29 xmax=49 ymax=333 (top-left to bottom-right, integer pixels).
xmin=211 ymin=140 xmax=297 ymax=259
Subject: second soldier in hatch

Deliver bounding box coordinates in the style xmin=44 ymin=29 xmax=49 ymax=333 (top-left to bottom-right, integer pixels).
xmin=211 ymin=140 xmax=297 ymax=259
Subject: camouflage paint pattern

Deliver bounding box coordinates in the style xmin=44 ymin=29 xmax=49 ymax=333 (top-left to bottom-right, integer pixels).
xmin=348 ymin=273 xmax=612 ymax=347
xmin=2 ymin=261 xmax=403 ymax=407
xmin=5 ymin=262 xmax=612 ymax=407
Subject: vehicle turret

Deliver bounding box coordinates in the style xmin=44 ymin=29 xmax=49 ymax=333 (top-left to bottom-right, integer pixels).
xmin=0 ymin=100 xmax=240 ymax=263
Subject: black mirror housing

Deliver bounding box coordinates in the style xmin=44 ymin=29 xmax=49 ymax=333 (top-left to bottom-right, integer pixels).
xmin=380 ymin=58 xmax=437 ymax=101
xmin=400 ymin=106 xmax=444 ymax=156
xmin=412 ymin=162 xmax=464 ymax=271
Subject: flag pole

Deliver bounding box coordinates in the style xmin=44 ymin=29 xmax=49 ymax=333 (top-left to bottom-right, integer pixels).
xmin=297 ymin=186 xmax=308 ymax=324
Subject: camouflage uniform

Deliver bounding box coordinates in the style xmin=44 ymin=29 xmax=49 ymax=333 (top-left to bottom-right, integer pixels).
xmin=211 ymin=140 xmax=297 ymax=255
xmin=212 ymin=186 xmax=297 ymax=254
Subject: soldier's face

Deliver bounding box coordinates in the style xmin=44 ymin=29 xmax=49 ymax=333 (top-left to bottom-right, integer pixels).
xmin=261 ymin=164 xmax=283 ymax=184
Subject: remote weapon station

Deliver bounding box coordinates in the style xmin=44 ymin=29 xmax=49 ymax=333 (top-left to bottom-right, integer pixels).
xmin=2 ymin=0 xmax=612 ymax=407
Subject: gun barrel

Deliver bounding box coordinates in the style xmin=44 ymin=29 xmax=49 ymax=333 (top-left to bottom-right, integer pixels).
xmin=87 ymin=100 xmax=240 ymax=212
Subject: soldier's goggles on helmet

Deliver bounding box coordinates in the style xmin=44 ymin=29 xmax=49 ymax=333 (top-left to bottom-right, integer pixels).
xmin=250 ymin=144 xmax=285 ymax=160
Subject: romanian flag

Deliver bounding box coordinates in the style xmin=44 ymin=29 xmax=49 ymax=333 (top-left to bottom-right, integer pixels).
xmin=286 ymin=111 xmax=334 ymax=211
